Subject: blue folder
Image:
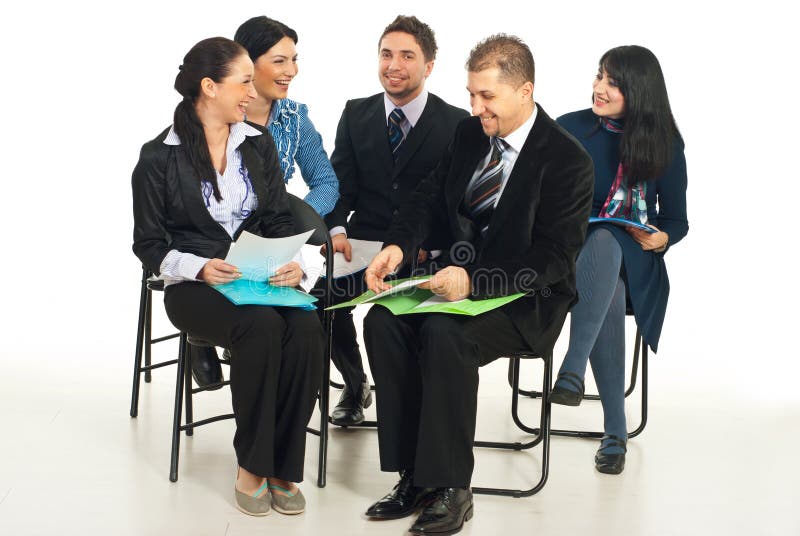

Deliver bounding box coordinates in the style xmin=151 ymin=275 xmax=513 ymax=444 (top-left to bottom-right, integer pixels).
xmin=588 ymin=217 xmax=656 ymax=233
xmin=212 ymin=279 xmax=317 ymax=310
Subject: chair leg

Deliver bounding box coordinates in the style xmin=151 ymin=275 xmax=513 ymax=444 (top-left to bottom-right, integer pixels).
xmin=517 ymin=321 xmax=641 ymax=401
xmin=130 ymin=274 xmax=149 ymax=418
xmin=169 ymin=333 xmax=187 ymax=482
xmin=184 ymin=349 xmax=194 ymax=437
xmin=628 ymin=339 xmax=648 ymax=438
xmin=317 ymin=313 xmax=332 ymax=488
xmin=144 ymin=290 xmax=153 ymax=383
xmin=472 ymin=353 xmax=552 ymax=498
xmin=517 ymin=330 xmax=648 ymax=440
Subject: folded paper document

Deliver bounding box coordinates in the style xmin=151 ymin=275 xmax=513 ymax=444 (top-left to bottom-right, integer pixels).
xmin=326 ymin=276 xmax=525 ymax=316
xmin=328 ymin=239 xmax=384 ymax=278
xmin=225 ymin=230 xmax=314 ymax=279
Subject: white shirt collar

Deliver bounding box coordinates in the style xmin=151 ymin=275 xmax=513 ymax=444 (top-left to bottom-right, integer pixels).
xmin=383 ymin=89 xmax=429 ymax=127
xmin=163 ymin=121 xmax=262 ymax=147
xmin=498 ymin=104 xmax=538 ymax=154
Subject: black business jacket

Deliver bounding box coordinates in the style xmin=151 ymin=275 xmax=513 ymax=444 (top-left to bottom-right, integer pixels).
xmin=325 ymin=92 xmax=468 ymax=246
xmin=385 ymin=107 xmax=595 ymax=354
xmin=131 ymin=122 xmax=295 ymax=276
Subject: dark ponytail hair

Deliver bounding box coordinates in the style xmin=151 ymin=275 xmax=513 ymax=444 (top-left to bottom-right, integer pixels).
xmin=173 ymin=37 xmax=247 ymax=201
xmin=599 ymin=45 xmax=682 ymax=183
xmin=234 ymin=16 xmax=298 ymax=62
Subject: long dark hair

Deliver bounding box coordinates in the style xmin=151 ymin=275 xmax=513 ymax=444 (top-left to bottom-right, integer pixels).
xmin=234 ymin=16 xmax=297 ymax=62
xmin=173 ymin=37 xmax=246 ymax=201
xmin=599 ymin=45 xmax=681 ymax=183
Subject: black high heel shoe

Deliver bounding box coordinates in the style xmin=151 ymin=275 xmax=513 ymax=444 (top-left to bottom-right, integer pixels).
xmin=595 ymin=434 xmax=627 ymax=474
xmin=550 ymin=371 xmax=585 ymax=406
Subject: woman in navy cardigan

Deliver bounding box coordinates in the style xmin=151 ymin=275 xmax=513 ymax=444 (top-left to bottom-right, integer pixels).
xmin=553 ymin=45 xmax=688 ymax=474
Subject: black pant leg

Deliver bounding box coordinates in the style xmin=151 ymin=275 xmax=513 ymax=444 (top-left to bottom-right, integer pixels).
xmin=163 ymin=283 xmax=322 ymax=479
xmin=364 ymin=304 xmax=531 ymax=488
xmin=363 ymin=305 xmax=425 ymax=472
xmin=314 ymin=272 xmax=367 ymax=393
xmin=270 ymin=307 xmax=325 ymax=482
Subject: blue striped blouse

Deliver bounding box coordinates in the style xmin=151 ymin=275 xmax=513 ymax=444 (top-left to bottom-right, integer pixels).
xmin=267 ymin=98 xmax=339 ymax=216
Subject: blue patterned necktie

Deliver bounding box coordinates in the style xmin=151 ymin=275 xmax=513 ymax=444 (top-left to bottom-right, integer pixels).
xmin=387 ymin=107 xmax=407 ymax=161
xmin=465 ymin=137 xmax=507 ymax=236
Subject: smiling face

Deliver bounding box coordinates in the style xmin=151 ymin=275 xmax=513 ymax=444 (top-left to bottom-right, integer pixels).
xmin=253 ymin=36 xmax=298 ymax=103
xmin=378 ymin=31 xmax=433 ymax=106
xmin=467 ymin=67 xmax=533 ymax=138
xmin=592 ymin=68 xmax=625 ymax=119
xmin=204 ymin=53 xmax=257 ymax=123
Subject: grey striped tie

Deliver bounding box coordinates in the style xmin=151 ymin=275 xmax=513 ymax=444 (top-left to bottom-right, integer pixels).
xmin=465 ymin=137 xmax=507 ymax=235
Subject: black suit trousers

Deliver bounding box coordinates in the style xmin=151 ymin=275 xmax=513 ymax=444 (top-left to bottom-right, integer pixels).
xmin=164 ymin=282 xmax=324 ymax=482
xmin=313 ymin=259 xmax=443 ymax=396
xmin=314 ymin=272 xmax=369 ymax=394
xmin=363 ymin=304 xmax=531 ymax=488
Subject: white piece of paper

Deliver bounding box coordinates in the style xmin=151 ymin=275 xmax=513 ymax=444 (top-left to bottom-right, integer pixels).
xmin=225 ymin=230 xmax=314 ymax=281
xmin=413 ymin=295 xmax=467 ymax=309
xmin=363 ymin=276 xmax=433 ymax=303
xmin=298 ymin=243 xmax=326 ymax=292
xmin=331 ymin=239 xmax=384 ymax=278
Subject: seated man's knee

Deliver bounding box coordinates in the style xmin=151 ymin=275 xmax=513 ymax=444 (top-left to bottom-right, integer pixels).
xmin=364 ymin=304 xmax=397 ymax=336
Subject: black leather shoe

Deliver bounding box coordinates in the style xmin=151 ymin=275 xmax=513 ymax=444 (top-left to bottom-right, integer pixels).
xmin=409 ymin=487 xmax=473 ymax=535
xmin=189 ymin=345 xmax=223 ymax=390
xmin=550 ymin=371 xmax=585 ymax=406
xmin=365 ymin=471 xmax=435 ymax=520
xmin=595 ymin=434 xmax=627 ymax=474
xmin=330 ymin=379 xmax=372 ymax=426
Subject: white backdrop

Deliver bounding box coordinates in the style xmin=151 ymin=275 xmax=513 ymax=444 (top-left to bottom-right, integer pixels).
xmin=1 ymin=0 xmax=797 ymax=406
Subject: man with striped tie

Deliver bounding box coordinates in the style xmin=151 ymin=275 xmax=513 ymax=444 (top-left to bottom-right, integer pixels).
xmin=362 ymin=35 xmax=594 ymax=534
xmin=324 ymin=15 xmax=468 ymax=427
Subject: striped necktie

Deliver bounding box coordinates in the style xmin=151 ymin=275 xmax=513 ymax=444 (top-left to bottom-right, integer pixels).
xmin=465 ymin=137 xmax=508 ymax=236
xmin=387 ymin=107 xmax=407 ymax=161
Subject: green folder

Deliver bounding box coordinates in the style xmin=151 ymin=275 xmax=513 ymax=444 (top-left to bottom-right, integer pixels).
xmin=326 ymin=276 xmax=525 ymax=316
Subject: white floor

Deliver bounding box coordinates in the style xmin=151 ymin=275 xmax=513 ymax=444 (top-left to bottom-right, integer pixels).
xmin=1 ymin=305 xmax=798 ymax=536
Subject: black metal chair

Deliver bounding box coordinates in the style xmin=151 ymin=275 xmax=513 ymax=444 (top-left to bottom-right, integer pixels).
xmin=130 ymin=268 xmax=181 ymax=418
xmin=167 ymin=194 xmax=334 ymax=485
xmin=515 ymin=317 xmax=648 ymax=440
xmin=471 ymin=352 xmax=553 ymax=498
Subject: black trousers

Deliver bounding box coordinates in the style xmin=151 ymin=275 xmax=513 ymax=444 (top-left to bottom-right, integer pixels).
xmin=164 ymin=283 xmax=324 ymax=482
xmin=313 ymin=272 xmax=369 ymax=395
xmin=314 ymin=259 xmax=443 ymax=396
xmin=363 ymin=305 xmax=531 ymax=488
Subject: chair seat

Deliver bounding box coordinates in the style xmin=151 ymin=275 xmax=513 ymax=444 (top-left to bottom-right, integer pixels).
xmin=186 ymin=335 xmax=215 ymax=348
xmin=146 ymin=278 xmax=165 ymax=292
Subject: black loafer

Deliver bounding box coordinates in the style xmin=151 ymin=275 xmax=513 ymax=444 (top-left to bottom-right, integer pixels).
xmin=409 ymin=487 xmax=473 ymax=535
xmin=595 ymin=434 xmax=627 ymax=474
xmin=330 ymin=379 xmax=373 ymax=426
xmin=366 ymin=471 xmax=435 ymax=520
xmin=188 ymin=345 xmax=224 ymax=390
xmin=550 ymin=371 xmax=585 ymax=406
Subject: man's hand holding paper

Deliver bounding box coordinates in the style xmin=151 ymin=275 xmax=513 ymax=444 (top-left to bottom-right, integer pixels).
xmin=418 ymin=266 xmax=471 ymax=302
xmin=365 ymin=245 xmax=404 ymax=293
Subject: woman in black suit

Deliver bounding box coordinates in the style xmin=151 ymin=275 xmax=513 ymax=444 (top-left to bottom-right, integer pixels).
xmin=131 ymin=37 xmax=322 ymax=516
xmin=552 ymin=45 xmax=688 ymax=474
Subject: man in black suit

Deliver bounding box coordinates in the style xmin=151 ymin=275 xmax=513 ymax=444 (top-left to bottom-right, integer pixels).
xmin=323 ymin=15 xmax=468 ymax=426
xmin=362 ymin=35 xmax=594 ymax=534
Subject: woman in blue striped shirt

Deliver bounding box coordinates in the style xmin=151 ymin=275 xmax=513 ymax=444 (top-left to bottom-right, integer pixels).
xmin=234 ymin=16 xmax=339 ymax=217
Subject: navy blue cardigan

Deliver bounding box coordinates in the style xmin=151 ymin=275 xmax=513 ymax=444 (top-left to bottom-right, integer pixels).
xmin=557 ymin=109 xmax=688 ymax=351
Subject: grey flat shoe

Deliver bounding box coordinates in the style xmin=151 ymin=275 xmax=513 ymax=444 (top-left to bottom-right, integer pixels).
xmin=269 ymin=483 xmax=305 ymax=515
xmin=235 ymin=480 xmax=271 ymax=516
